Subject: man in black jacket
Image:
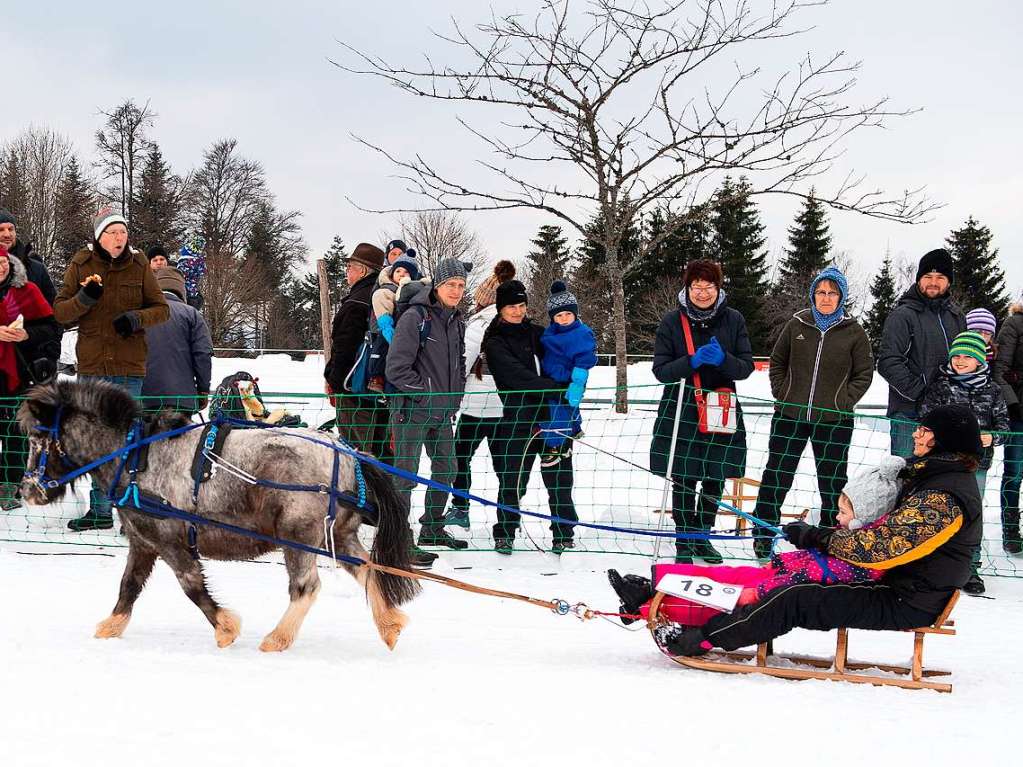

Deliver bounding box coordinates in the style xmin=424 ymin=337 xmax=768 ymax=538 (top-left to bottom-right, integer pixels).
xmin=0 ymin=208 xmax=58 ymax=305
xmin=324 ymin=243 xmax=387 ymax=456
xmin=658 ymin=404 xmax=983 ymax=656
xmin=878 ymin=249 xmax=965 ymax=457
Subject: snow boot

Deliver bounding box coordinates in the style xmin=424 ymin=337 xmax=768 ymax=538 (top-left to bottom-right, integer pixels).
xmin=494 ymin=537 xmax=514 ymax=555
xmin=0 ymin=482 xmax=21 ymax=511
xmin=551 ymin=538 xmax=575 ymax=555
xmin=963 ymin=569 xmax=985 ymax=595
xmin=653 ymin=624 xmax=711 ymax=657
xmin=690 ymin=540 xmax=724 ymax=564
xmin=443 ymin=508 xmax=470 ymax=529
xmin=418 ymin=526 xmax=469 ymax=550
xmin=67 ymin=510 xmax=114 ymax=532
xmin=409 ymin=545 xmax=438 ymax=569
xmin=607 ymin=569 xmax=653 ymax=623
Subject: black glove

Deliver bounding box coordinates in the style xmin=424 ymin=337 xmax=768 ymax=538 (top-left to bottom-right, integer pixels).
xmin=783 ymin=521 xmax=832 ymax=551
xmin=1010 ymin=403 xmax=1022 ymax=424
xmin=80 ymin=280 xmax=104 ymax=301
xmin=112 ymin=311 xmax=142 ymax=338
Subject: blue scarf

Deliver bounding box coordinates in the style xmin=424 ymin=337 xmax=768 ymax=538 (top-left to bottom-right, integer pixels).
xmin=809 ymin=266 xmax=848 ymax=332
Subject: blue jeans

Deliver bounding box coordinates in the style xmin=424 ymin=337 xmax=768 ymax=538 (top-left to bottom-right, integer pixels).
xmin=1001 ymin=419 xmax=1023 ymax=542
xmin=77 ymin=375 xmax=144 ymax=517
xmin=889 ymin=413 xmax=919 ymax=459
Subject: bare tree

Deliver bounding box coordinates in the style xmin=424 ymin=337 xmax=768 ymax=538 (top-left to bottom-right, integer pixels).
xmin=0 ymin=126 xmax=75 ymax=257
xmin=397 ymin=209 xmax=489 ymax=295
xmin=333 ymin=0 xmax=937 ymax=410
xmin=95 ymin=99 xmax=156 ymax=229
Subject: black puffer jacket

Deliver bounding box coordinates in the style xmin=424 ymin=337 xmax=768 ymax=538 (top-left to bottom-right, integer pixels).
xmin=993 ymin=306 xmax=1023 ymax=411
xmin=919 ymin=369 xmax=1009 ymax=470
xmin=649 ymin=299 xmax=755 ymax=482
xmin=483 ymin=317 xmax=560 ymax=427
xmin=877 ymin=286 xmax=966 ymax=416
xmin=8 ymin=240 xmax=57 ymax=306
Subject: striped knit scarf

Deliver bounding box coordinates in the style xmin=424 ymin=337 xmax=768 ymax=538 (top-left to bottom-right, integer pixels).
xmin=944 ymin=362 xmax=990 ymax=390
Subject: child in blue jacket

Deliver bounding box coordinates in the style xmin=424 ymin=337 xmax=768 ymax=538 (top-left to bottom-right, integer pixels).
xmin=539 ymin=281 xmax=598 ymax=466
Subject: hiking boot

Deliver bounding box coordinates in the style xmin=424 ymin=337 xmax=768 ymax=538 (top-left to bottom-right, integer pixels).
xmin=690 ymin=540 xmax=724 ymax=564
xmin=1004 ymin=528 xmax=1023 ymax=556
xmin=67 ymin=511 xmax=114 ymax=532
xmin=753 ymin=536 xmax=773 ymax=561
xmin=418 ymin=527 xmax=469 ymax=550
xmin=607 ymin=569 xmax=653 ymax=617
xmin=653 ymin=624 xmax=711 ymax=657
xmin=673 ymin=542 xmax=693 ymax=565
xmin=409 ymin=545 xmax=437 ymax=569
xmin=551 ymin=538 xmax=575 ymax=555
xmin=494 ymin=537 xmax=514 ymax=555
xmin=443 ymin=508 xmax=470 ymax=529
xmin=963 ymin=570 xmax=986 ymax=595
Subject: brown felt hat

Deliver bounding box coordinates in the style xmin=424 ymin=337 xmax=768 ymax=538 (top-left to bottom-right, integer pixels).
xmin=348 ymin=243 xmax=386 ymax=272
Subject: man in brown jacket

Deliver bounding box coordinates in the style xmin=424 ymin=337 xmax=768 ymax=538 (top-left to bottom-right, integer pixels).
xmin=54 ymin=206 xmax=169 ymax=531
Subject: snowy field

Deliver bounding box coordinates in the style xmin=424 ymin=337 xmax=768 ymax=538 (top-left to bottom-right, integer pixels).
xmin=2 ymin=353 xmax=1021 ymax=766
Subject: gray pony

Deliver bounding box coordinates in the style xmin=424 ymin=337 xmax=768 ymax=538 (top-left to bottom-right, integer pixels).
xmin=18 ymin=379 xmax=420 ymax=652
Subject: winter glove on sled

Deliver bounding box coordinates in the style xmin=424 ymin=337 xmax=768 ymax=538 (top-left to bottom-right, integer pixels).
xmin=783 ymin=521 xmax=832 ymax=551
xmin=112 ymin=311 xmax=142 ymax=338
xmin=378 ymin=313 xmax=395 ymax=344
xmin=691 ymin=337 xmax=724 ymax=368
xmin=566 ymin=367 xmax=588 ymax=408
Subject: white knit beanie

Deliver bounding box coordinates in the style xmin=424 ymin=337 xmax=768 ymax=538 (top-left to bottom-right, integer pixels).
xmin=842 ymin=455 xmax=906 ymax=529
xmin=93 ymin=206 xmax=128 ymax=241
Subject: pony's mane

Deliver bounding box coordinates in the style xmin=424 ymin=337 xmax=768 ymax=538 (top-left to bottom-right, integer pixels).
xmin=21 ymin=379 xmax=141 ymax=432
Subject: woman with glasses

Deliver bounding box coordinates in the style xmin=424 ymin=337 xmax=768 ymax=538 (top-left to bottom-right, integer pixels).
xmin=750 ymin=266 xmax=874 ymax=558
xmin=650 ymin=259 xmax=755 ymax=564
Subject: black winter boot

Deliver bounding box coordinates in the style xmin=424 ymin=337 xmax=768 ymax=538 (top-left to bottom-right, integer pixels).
xmin=607 ymin=569 xmax=654 ymax=620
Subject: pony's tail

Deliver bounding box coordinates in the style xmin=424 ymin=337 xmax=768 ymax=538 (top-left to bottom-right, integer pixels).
xmin=361 ymin=460 xmax=421 ymax=607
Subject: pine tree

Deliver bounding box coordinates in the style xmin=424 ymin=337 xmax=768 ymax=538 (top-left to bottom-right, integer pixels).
xmin=863 ymin=250 xmax=898 ymax=358
xmin=524 ymin=224 xmax=572 ymax=312
xmin=948 ymin=216 xmax=1009 ymax=318
xmin=51 ymin=156 xmax=95 ymax=272
xmin=708 ymin=177 xmax=771 ymax=352
xmin=773 ymin=191 xmax=832 ymax=320
xmin=0 ymin=152 xmax=29 ymax=234
xmin=133 ymin=144 xmax=184 ymax=252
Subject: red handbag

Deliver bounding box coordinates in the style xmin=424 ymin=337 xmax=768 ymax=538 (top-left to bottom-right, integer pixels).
xmin=680 ymin=313 xmax=738 ymax=435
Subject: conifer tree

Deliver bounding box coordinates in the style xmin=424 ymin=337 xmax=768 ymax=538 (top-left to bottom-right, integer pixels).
xmin=708 ymin=177 xmax=771 ymax=352
xmin=947 ymin=216 xmax=1009 ymax=318
xmin=285 ymin=236 xmax=348 ymax=349
xmin=133 ymin=143 xmax=184 ymax=252
xmin=524 ymin=224 xmax=571 ymax=311
xmin=51 ymin=156 xmax=95 ymax=272
xmin=863 ymin=251 xmax=898 ymax=358
xmin=773 ymin=191 xmax=833 ymax=323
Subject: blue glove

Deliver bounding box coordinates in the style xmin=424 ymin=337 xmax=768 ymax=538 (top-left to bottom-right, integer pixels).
xmin=566 ymin=367 xmax=588 ymax=408
xmin=378 ymin=314 xmax=395 ymax=344
xmin=691 ymin=336 xmax=725 ymax=368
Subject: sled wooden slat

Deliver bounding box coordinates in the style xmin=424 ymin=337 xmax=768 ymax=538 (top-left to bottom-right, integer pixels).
xmin=648 ymin=590 xmax=960 ymax=693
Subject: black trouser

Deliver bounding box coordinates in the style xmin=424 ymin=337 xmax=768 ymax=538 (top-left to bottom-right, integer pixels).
xmin=493 ymin=425 xmax=577 ymax=541
xmin=699 ymin=583 xmax=938 ymax=651
xmin=0 ymin=403 xmax=27 ymax=485
xmin=451 ymin=414 xmax=503 ymax=512
xmin=671 ymin=478 xmax=725 ymax=536
xmin=753 ymin=414 xmax=854 ymax=531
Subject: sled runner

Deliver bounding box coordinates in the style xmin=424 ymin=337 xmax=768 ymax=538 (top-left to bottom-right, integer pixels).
xmin=647 ymin=589 xmax=960 ymax=693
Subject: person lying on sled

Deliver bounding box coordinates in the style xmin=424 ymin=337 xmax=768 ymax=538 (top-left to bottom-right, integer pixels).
xmin=608 ymin=455 xmax=906 ymax=625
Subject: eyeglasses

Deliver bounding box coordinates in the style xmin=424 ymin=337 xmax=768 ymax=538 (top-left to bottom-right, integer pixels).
xmin=913 ymin=425 xmax=933 ymax=435
xmin=814 ymin=290 xmax=841 ymax=299
xmin=689 ymin=286 xmax=717 ymax=296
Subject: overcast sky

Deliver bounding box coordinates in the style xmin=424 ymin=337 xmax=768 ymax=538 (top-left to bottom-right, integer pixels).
xmin=7 ymin=1 xmax=1022 ymax=299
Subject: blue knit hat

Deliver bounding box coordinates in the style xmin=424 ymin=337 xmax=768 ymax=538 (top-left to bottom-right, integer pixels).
xmin=547 ymin=280 xmax=578 ymax=320
xmin=389 ymin=252 xmax=421 ymax=282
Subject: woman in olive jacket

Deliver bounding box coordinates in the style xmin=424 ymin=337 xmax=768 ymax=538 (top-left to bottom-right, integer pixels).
xmin=650 ymin=260 xmax=754 ymax=564
xmin=751 ymin=267 xmax=873 ymax=557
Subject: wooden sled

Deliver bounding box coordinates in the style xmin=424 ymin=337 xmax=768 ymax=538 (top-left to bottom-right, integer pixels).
xmin=647 ymin=590 xmax=960 ymax=693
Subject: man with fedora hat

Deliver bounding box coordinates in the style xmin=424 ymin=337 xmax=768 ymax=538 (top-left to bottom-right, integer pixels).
xmin=878 ymin=248 xmax=966 ymax=457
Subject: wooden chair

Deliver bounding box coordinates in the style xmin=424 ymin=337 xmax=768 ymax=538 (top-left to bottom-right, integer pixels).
xmin=647 ymin=590 xmax=960 ymax=693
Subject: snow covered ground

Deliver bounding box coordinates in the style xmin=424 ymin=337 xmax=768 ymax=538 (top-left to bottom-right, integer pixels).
xmin=2 ymin=353 xmax=1021 ymax=765
xmin=1 ymin=549 xmax=1019 ymax=766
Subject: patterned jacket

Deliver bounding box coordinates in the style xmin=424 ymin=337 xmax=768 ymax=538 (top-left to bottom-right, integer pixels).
xmin=756 ymin=546 xmax=883 ymax=600
xmin=919 ymin=368 xmax=1009 ymax=469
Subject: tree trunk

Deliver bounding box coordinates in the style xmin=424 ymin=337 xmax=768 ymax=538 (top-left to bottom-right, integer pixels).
xmin=317 ymin=258 xmax=333 ymax=360
xmin=605 ymin=243 xmax=630 ymax=413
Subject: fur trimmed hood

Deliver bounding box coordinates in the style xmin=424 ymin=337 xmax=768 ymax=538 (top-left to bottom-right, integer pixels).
xmin=5 ymin=252 xmax=28 ymax=288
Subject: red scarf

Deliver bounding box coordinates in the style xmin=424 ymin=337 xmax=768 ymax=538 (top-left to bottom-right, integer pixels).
xmin=0 ymin=280 xmax=53 ymax=392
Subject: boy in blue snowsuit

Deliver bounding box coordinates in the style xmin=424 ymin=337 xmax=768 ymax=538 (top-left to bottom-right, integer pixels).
xmin=539 ymin=281 xmax=598 ymax=466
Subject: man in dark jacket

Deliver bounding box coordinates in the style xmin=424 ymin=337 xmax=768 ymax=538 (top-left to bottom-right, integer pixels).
xmin=141 ymin=267 xmax=212 ymax=414
xmin=994 ymin=303 xmax=1023 ymax=554
xmin=878 ymin=248 xmax=966 ymax=457
xmin=0 ymin=208 xmax=59 ymax=305
xmin=386 ymin=258 xmax=468 ymax=550
xmin=324 ymin=243 xmax=387 ymax=455
xmin=658 ymin=404 xmax=983 ymax=656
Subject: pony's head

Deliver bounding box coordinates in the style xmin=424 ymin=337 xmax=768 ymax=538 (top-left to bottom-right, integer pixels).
xmin=17 ymin=379 xmax=140 ymax=505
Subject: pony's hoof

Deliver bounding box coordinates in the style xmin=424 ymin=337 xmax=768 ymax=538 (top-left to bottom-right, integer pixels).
xmin=214 ymin=610 xmax=241 ymax=648
xmin=95 ymin=613 xmax=129 ymax=639
xmin=379 ymin=610 xmax=409 ymax=651
xmin=259 ymin=630 xmax=294 ymax=653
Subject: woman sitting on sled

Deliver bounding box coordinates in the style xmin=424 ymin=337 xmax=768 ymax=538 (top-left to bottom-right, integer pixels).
xmin=609 ymin=455 xmax=905 ymax=625
xmin=611 ymin=403 xmax=983 ymax=658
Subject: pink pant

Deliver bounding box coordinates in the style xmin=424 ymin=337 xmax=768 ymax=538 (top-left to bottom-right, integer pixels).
xmin=639 ymin=563 xmax=770 ymax=626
